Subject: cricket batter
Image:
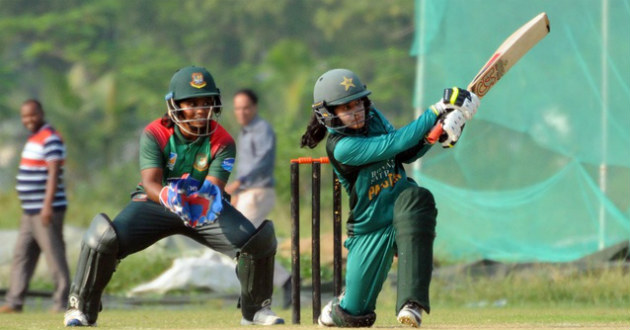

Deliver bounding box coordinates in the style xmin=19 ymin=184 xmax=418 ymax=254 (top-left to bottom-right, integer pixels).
xmin=64 ymin=66 xmax=284 ymax=326
xmin=300 ymin=68 xmax=479 ymax=327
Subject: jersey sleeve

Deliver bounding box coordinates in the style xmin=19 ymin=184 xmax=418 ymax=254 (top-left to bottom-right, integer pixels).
xmin=207 ymin=141 xmax=235 ymax=183
xmin=396 ymin=142 xmax=432 ymax=164
xmin=139 ymin=130 xmax=164 ymax=170
xmin=333 ymin=108 xmax=438 ymax=166
xmin=206 ymin=123 xmax=236 ymax=183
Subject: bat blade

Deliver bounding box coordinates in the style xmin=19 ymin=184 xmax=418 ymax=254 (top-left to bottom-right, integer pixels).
xmin=426 ymin=12 xmax=550 ymax=144
xmin=467 ymin=12 xmax=550 ymax=98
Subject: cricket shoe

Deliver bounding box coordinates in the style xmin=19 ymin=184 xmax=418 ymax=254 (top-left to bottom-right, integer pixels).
xmin=317 ymin=300 xmax=335 ymax=326
xmin=397 ymin=302 xmax=422 ymax=328
xmin=64 ymin=309 xmax=94 ymax=327
xmin=241 ymin=306 xmax=285 ymax=325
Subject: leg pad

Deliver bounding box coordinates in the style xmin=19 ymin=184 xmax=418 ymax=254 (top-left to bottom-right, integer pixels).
xmin=237 ymin=220 xmax=277 ymax=320
xmin=68 ymin=214 xmax=119 ymax=324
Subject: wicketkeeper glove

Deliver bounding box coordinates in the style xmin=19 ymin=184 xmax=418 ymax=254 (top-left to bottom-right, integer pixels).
xmin=159 ymin=174 xmax=223 ymax=228
xmin=159 ymin=178 xmax=189 ymax=219
xmin=181 ymin=177 xmax=223 ymax=228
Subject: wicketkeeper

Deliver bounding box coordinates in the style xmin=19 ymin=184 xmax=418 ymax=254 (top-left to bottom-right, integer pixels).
xmin=63 ymin=66 xmax=284 ymax=326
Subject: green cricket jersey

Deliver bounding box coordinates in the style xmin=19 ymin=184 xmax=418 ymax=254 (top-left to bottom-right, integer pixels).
xmin=326 ymin=107 xmax=438 ymax=235
xmin=136 ymin=118 xmax=236 ymax=192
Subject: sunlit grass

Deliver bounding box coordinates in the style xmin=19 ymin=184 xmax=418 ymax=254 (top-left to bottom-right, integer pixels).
xmin=0 ymin=304 xmax=627 ymax=330
xmin=430 ymin=262 xmax=629 ymax=307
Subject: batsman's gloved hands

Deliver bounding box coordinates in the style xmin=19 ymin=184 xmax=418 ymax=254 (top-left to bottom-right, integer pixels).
xmin=159 ymin=174 xmax=223 ymax=228
xmin=430 ymin=87 xmax=480 ymax=120
xmin=438 ymin=109 xmax=467 ymax=148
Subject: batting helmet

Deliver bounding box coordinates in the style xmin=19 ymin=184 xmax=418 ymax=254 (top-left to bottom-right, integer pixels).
xmin=312 ymin=68 xmax=371 ymax=130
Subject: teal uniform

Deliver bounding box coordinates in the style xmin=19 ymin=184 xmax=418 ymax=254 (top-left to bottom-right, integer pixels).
xmin=326 ymin=107 xmax=438 ymax=316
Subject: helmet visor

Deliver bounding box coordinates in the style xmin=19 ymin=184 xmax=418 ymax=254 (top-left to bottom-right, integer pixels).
xmin=166 ymin=98 xmax=222 ymax=137
xmin=314 ymin=104 xmax=371 ymax=131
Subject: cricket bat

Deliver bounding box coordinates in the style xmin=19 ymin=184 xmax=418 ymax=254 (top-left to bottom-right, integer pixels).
xmin=426 ymin=12 xmax=550 ymax=144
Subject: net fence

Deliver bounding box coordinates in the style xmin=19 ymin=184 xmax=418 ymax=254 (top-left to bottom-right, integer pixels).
xmin=411 ymin=0 xmax=630 ymax=262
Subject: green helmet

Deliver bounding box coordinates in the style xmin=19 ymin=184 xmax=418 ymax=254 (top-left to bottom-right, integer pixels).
xmin=312 ymin=68 xmax=371 ymax=129
xmin=164 ymin=66 xmax=222 ymax=137
xmin=166 ymin=65 xmax=221 ymax=101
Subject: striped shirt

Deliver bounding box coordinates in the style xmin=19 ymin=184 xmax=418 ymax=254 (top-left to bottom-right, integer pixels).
xmin=16 ymin=123 xmax=67 ymax=214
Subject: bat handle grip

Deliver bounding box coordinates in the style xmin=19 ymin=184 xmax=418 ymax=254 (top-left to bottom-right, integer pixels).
xmin=425 ymin=123 xmax=443 ymax=144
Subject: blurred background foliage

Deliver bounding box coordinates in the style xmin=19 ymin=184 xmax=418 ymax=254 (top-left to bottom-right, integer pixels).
xmin=0 ymin=1 xmax=628 ymax=264
xmin=0 ymin=0 xmax=417 ymax=237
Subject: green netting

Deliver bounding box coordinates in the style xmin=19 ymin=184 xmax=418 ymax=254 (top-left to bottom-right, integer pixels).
xmin=412 ymin=0 xmax=630 ymax=262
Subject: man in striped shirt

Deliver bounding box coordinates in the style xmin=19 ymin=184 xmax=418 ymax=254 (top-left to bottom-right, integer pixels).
xmin=0 ymin=99 xmax=70 ymax=313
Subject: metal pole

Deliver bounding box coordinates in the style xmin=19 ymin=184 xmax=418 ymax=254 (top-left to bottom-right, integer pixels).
xmin=332 ymin=172 xmax=342 ymax=297
xmin=412 ymin=0 xmax=427 ymax=179
xmin=598 ymin=0 xmax=609 ymax=250
xmin=311 ymin=161 xmax=321 ymax=324
xmin=290 ymin=162 xmax=300 ymax=324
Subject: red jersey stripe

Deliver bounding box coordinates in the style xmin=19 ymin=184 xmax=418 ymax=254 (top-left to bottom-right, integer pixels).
xmin=210 ymin=122 xmax=234 ymax=158
xmin=145 ymin=118 xmax=174 ymax=150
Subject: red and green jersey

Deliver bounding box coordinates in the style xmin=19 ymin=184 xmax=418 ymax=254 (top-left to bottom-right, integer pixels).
xmin=136 ymin=118 xmax=236 ymax=192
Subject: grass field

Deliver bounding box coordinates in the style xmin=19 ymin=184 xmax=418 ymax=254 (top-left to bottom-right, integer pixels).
xmin=2 ymin=260 xmax=627 ymax=330
xmin=0 ymin=304 xmax=627 ymax=330
xmin=2 ymin=232 xmax=627 ymax=330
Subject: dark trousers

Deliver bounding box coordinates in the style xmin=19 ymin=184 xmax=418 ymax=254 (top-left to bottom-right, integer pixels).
xmin=112 ymin=196 xmax=257 ymax=260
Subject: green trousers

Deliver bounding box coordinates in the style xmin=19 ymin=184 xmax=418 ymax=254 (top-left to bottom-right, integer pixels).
xmin=340 ymin=186 xmax=437 ymax=316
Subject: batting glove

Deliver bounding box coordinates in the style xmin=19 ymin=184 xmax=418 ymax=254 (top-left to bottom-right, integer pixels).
xmin=439 ymin=109 xmax=467 ymax=148
xmin=430 ymin=87 xmax=480 ymax=120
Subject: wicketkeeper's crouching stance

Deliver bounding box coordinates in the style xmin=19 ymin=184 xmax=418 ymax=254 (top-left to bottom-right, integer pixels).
xmin=64 ymin=66 xmax=284 ymax=326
